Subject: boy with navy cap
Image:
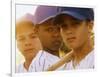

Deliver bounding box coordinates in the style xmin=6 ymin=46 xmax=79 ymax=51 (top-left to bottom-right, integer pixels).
xmin=53 ymin=7 xmax=94 ymax=69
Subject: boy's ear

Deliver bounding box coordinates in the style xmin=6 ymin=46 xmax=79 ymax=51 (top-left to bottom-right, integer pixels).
xmin=88 ymin=21 xmax=94 ymax=33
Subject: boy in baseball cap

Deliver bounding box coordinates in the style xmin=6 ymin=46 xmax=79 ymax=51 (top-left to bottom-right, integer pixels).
xmin=34 ymin=5 xmax=63 ymax=57
xmin=30 ymin=5 xmax=65 ymax=71
xmin=53 ymin=7 xmax=94 ymax=69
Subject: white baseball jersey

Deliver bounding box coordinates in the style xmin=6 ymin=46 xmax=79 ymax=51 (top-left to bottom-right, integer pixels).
xmin=16 ymin=62 xmax=33 ymax=73
xmin=64 ymin=50 xmax=94 ymax=70
xmin=30 ymin=50 xmax=61 ymax=72
xmin=16 ymin=50 xmax=61 ymax=73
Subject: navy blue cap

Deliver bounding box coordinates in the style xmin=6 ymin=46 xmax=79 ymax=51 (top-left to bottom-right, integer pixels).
xmin=34 ymin=5 xmax=58 ymax=24
xmin=57 ymin=7 xmax=94 ymax=20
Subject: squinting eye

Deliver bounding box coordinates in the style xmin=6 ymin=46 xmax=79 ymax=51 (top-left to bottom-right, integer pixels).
xmin=61 ymin=24 xmax=68 ymax=30
xmin=71 ymin=21 xmax=81 ymax=26
xmin=61 ymin=24 xmax=67 ymax=28
xmin=30 ymin=35 xmax=37 ymax=38
xmin=46 ymin=28 xmax=54 ymax=32
xmin=17 ymin=37 xmax=25 ymax=41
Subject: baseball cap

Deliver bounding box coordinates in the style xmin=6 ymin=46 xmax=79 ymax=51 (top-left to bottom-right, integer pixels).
xmin=25 ymin=13 xmax=35 ymax=24
xmin=16 ymin=13 xmax=35 ymax=24
xmin=56 ymin=7 xmax=94 ymax=20
xmin=34 ymin=5 xmax=59 ymax=24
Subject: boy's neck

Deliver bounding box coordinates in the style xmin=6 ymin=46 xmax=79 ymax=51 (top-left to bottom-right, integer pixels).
xmin=73 ymin=39 xmax=93 ymax=64
xmin=44 ymin=48 xmax=59 ymax=57
xmin=24 ymin=57 xmax=34 ymax=71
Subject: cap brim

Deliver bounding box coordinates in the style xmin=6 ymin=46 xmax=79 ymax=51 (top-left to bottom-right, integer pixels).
xmin=37 ymin=15 xmax=56 ymax=24
xmin=57 ymin=11 xmax=86 ymax=20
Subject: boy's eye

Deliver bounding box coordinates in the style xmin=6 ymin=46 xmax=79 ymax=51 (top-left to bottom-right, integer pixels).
xmin=29 ymin=33 xmax=37 ymax=39
xmin=46 ymin=28 xmax=54 ymax=32
xmin=61 ymin=24 xmax=68 ymax=29
xmin=30 ymin=33 xmax=37 ymax=38
xmin=71 ymin=19 xmax=82 ymax=25
xmin=61 ymin=24 xmax=67 ymax=27
xmin=17 ymin=37 xmax=25 ymax=41
xmin=71 ymin=21 xmax=81 ymax=25
xmin=30 ymin=35 xmax=37 ymax=38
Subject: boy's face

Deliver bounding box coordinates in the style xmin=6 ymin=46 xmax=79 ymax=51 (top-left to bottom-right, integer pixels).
xmin=59 ymin=15 xmax=91 ymax=50
xmin=16 ymin=21 xmax=42 ymax=59
xmin=36 ymin=19 xmax=62 ymax=52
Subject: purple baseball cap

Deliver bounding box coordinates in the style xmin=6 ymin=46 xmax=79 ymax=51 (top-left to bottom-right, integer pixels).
xmin=16 ymin=13 xmax=36 ymax=26
xmin=25 ymin=13 xmax=35 ymax=24
xmin=34 ymin=5 xmax=58 ymax=24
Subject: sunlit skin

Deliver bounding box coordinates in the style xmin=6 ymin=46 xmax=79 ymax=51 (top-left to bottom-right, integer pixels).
xmin=58 ymin=15 xmax=94 ymax=64
xmin=35 ymin=19 xmax=62 ymax=57
xmin=16 ymin=20 xmax=42 ymax=70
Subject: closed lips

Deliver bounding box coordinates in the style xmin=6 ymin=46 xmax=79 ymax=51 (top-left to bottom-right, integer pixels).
xmin=67 ymin=37 xmax=76 ymax=41
xmin=24 ymin=48 xmax=33 ymax=52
